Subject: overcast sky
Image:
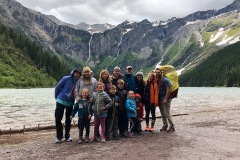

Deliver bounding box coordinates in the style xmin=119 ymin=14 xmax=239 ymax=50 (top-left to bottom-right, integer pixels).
xmin=16 ymin=0 xmax=234 ymax=25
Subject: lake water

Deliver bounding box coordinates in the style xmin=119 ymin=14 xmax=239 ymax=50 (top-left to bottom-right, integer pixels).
xmin=0 ymin=87 xmax=240 ymax=130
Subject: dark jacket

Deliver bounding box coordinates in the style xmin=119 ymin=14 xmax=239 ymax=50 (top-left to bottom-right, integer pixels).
xmin=107 ymin=93 xmax=120 ymax=117
xmin=124 ymin=74 xmax=136 ymax=92
xmin=135 ymin=78 xmax=145 ymax=104
xmin=71 ymin=99 xmax=93 ymax=118
xmin=116 ymin=88 xmax=128 ymax=114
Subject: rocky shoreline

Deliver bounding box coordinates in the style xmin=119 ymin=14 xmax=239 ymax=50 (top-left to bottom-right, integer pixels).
xmin=0 ymin=107 xmax=240 ymax=160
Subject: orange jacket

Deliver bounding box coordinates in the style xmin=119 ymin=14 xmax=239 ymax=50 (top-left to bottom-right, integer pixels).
xmin=145 ymin=77 xmax=159 ymax=107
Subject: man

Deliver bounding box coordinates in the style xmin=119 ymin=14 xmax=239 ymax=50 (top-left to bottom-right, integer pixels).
xmin=124 ymin=66 xmax=136 ymax=92
xmin=156 ymin=68 xmax=175 ymax=132
xmin=111 ymin=66 xmax=125 ymax=87
xmin=54 ymin=69 xmax=81 ymax=143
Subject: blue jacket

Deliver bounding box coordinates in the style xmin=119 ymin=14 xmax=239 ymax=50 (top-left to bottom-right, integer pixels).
xmin=55 ymin=70 xmax=79 ymax=103
xmin=124 ymin=74 xmax=136 ymax=92
xmin=72 ymin=99 xmax=93 ymax=118
xmin=125 ymin=98 xmax=137 ymax=118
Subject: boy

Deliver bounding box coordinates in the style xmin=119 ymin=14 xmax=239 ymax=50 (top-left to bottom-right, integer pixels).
xmin=90 ymin=82 xmax=112 ymax=143
xmin=105 ymin=85 xmax=120 ymax=140
xmin=116 ymin=79 xmax=128 ymax=137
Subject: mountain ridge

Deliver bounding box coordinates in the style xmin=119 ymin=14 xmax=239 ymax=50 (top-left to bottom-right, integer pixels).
xmin=0 ymin=0 xmax=240 ymax=87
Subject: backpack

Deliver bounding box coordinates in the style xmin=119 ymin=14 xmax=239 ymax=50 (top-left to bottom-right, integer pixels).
xmin=159 ymin=65 xmax=179 ymax=99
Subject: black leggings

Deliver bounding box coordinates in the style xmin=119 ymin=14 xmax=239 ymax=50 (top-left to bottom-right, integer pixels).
xmin=78 ymin=118 xmax=91 ymax=137
xmin=145 ymin=102 xmax=156 ymax=127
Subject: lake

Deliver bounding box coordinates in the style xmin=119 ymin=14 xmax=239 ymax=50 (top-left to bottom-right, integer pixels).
xmin=0 ymin=87 xmax=240 ymax=130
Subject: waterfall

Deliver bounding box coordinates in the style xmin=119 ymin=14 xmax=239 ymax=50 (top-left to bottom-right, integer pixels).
xmin=113 ymin=36 xmax=122 ymax=61
xmin=86 ymin=35 xmax=93 ymax=64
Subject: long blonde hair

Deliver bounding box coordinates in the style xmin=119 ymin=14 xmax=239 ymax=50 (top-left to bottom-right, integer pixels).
xmin=99 ymin=70 xmax=111 ymax=84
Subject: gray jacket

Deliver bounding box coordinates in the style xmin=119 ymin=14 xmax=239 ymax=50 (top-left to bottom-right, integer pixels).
xmin=92 ymin=92 xmax=112 ymax=117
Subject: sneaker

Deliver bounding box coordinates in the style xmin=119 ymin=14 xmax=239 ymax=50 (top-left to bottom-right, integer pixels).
xmin=144 ymin=126 xmax=149 ymax=131
xmin=66 ymin=137 xmax=73 ymax=142
xmin=128 ymin=133 xmax=136 ymax=138
xmin=160 ymin=126 xmax=168 ymax=131
xmin=167 ymin=127 xmax=175 ymax=132
xmin=105 ymin=136 xmax=110 ymax=141
xmin=112 ymin=135 xmax=118 ymax=140
xmin=55 ymin=138 xmax=61 ymax=144
xmin=78 ymin=137 xmax=83 ymax=144
xmin=101 ymin=138 xmax=106 ymax=143
xmin=89 ymin=137 xmax=97 ymax=143
xmin=84 ymin=137 xmax=90 ymax=143
xmin=149 ymin=127 xmax=154 ymax=132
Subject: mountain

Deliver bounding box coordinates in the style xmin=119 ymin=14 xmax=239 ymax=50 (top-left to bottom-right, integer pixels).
xmin=179 ymin=41 xmax=240 ymax=87
xmin=0 ymin=0 xmax=240 ymax=87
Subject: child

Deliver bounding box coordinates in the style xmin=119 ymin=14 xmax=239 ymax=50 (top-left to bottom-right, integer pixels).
xmin=105 ymin=85 xmax=120 ymax=140
xmin=125 ymin=91 xmax=137 ymax=138
xmin=90 ymin=82 xmax=112 ymax=143
xmin=134 ymin=93 xmax=144 ymax=135
xmin=116 ymin=79 xmax=128 ymax=137
xmin=71 ymin=88 xmax=93 ymax=144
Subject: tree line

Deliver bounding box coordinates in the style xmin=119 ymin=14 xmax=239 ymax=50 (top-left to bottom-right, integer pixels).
xmin=0 ymin=22 xmax=70 ymax=82
xmin=179 ymin=41 xmax=240 ymax=87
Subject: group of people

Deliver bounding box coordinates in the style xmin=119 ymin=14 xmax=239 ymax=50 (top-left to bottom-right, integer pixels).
xmin=54 ymin=65 xmax=175 ymax=144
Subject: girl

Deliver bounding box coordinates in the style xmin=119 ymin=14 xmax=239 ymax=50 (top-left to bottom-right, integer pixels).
xmin=71 ymin=88 xmax=93 ymax=144
xmin=125 ymin=91 xmax=137 ymax=137
xmin=90 ymin=82 xmax=112 ymax=143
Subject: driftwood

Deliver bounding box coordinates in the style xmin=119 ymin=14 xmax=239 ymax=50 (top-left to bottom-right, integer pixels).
xmin=0 ymin=113 xmax=188 ymax=135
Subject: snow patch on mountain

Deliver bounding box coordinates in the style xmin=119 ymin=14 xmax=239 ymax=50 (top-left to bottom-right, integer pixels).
xmin=228 ymin=37 xmax=240 ymax=45
xmin=209 ymin=28 xmax=224 ymax=43
xmin=216 ymin=36 xmax=234 ymax=46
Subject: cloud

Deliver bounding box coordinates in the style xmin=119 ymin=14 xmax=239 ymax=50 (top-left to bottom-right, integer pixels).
xmin=16 ymin=0 xmax=234 ymax=25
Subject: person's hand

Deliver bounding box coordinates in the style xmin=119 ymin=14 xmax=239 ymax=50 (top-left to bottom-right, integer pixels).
xmin=137 ymin=107 xmax=139 ymax=110
xmin=163 ymin=98 xmax=168 ymax=104
xmin=90 ymin=98 xmax=93 ymax=103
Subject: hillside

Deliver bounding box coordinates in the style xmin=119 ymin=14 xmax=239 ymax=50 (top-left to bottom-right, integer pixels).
xmin=0 ymin=23 xmax=70 ymax=88
xmin=179 ymin=41 xmax=240 ymax=87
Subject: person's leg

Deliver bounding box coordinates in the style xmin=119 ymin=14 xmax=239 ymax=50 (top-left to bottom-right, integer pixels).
xmin=85 ymin=118 xmax=91 ymax=138
xmin=105 ymin=117 xmax=112 ymax=140
xmin=118 ymin=113 xmax=124 ymax=135
xmin=84 ymin=118 xmax=91 ymax=143
xmin=150 ymin=104 xmax=156 ymax=128
xmin=159 ymin=102 xmax=168 ymax=130
xmin=55 ymin=102 xmax=65 ymax=140
xmin=164 ymin=100 xmax=175 ymax=131
xmin=65 ymin=106 xmax=73 ymax=140
xmin=112 ymin=116 xmax=118 ymax=138
xmin=93 ymin=116 xmax=100 ymax=139
xmin=78 ymin=118 xmax=85 ymax=138
xmin=129 ymin=118 xmax=135 ymax=133
xmin=100 ymin=117 xmax=106 ymax=142
xmin=145 ymin=103 xmax=150 ymax=130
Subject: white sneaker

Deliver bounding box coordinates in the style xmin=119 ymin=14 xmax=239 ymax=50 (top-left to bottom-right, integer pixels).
xmin=66 ymin=137 xmax=72 ymax=142
xmin=55 ymin=138 xmax=61 ymax=144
